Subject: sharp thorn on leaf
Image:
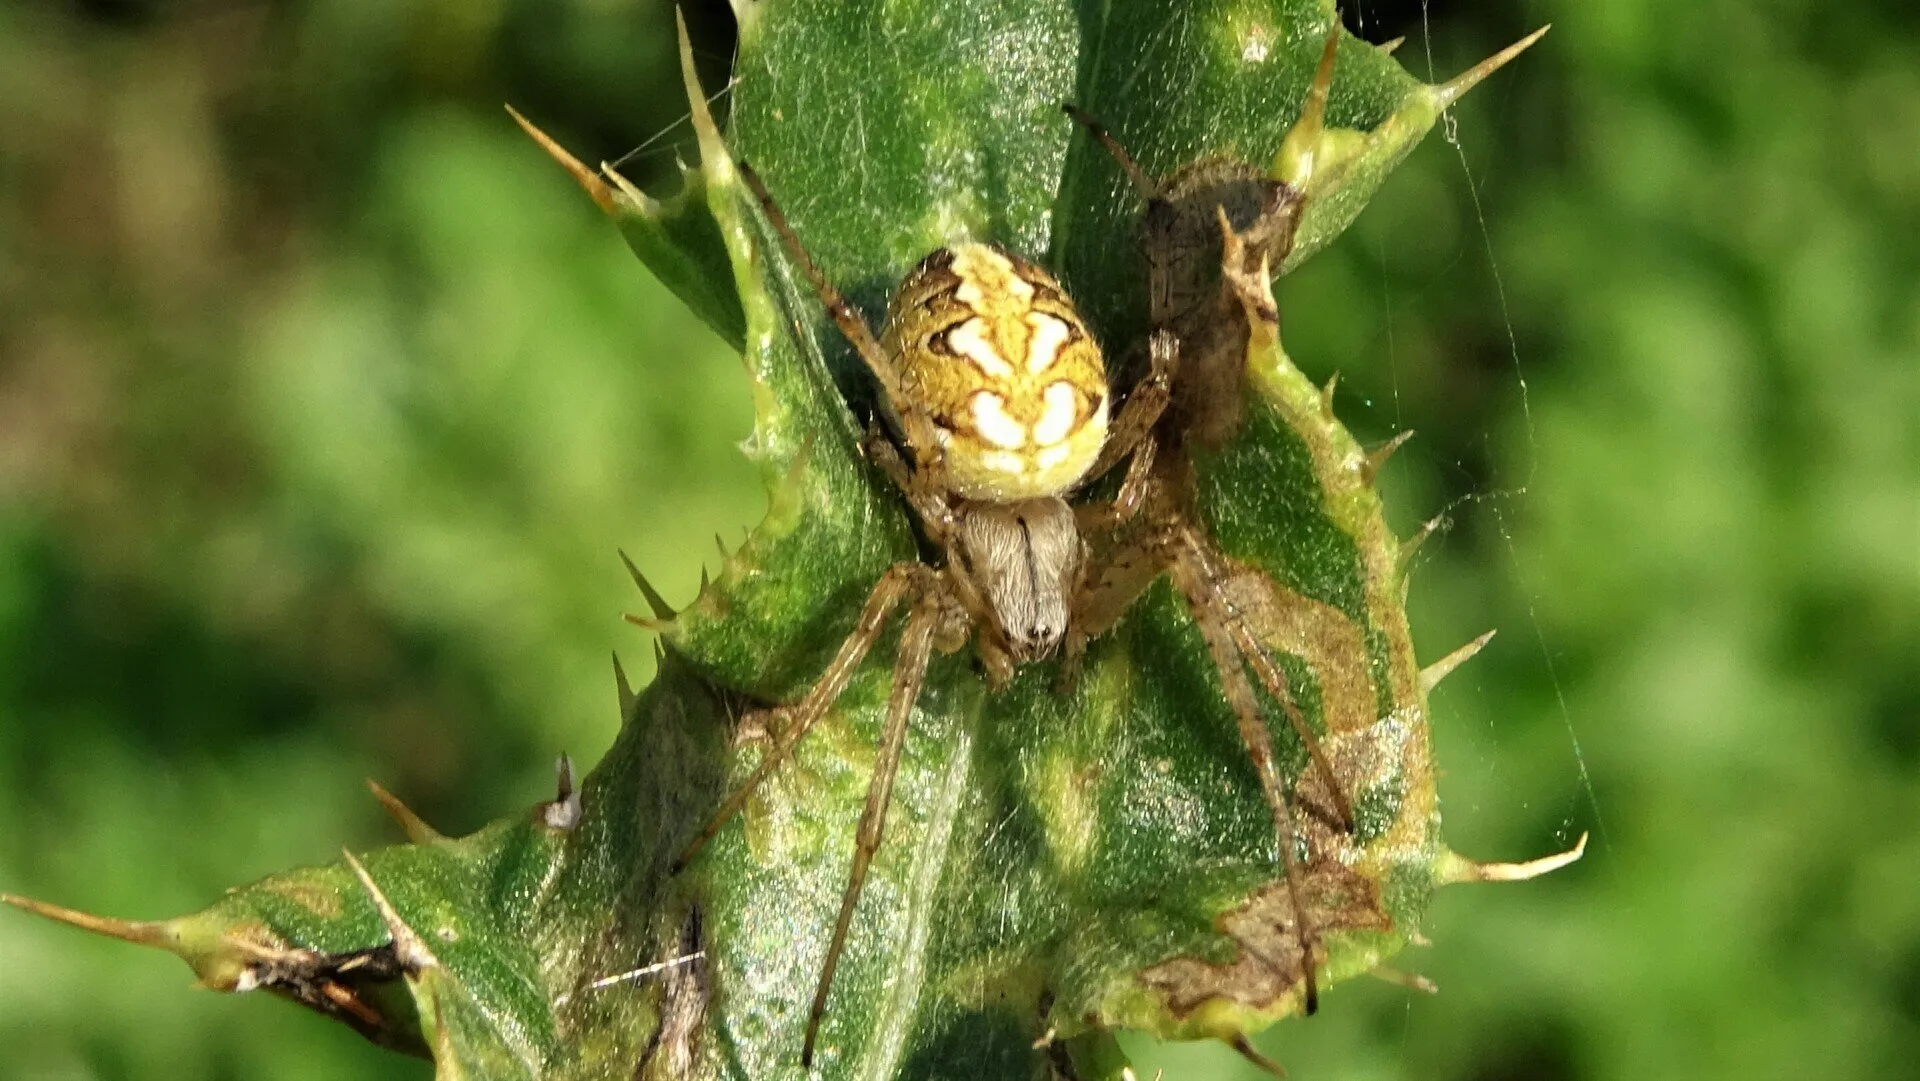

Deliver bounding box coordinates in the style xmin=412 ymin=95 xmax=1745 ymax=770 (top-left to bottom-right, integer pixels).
xmin=1420 ymin=629 xmax=1497 ymax=694
xmin=612 ymin=652 xmax=636 ymax=714
xmin=1442 ymin=832 xmax=1589 ymax=884
xmin=365 ymin=779 xmax=443 ymax=845
xmin=1363 ymin=429 xmax=1416 ymax=483
xmin=618 ymin=549 xmax=676 ymax=620
xmin=0 ymin=892 xmax=172 ymax=949
xmin=1378 ymin=35 xmax=1406 ymax=55
xmin=624 ymin=612 xmax=671 ymax=634
xmin=675 ymin=9 xmax=728 ymax=166
xmin=1272 ymin=20 xmax=1342 ymax=190
xmin=542 ymin=753 xmax=581 ymax=831
xmin=1370 ymin=965 xmax=1439 ymax=994
xmin=1319 ymin=371 xmax=1341 ymax=418
xmin=1398 ymin=513 xmax=1447 ymax=574
xmin=504 ymin=104 xmax=617 ymax=215
xmin=554 ymin=950 xmax=706 ymax=1007
xmin=1229 ymin=1033 xmax=1289 ymax=1078
xmin=1433 ymin=25 xmax=1552 ymax=109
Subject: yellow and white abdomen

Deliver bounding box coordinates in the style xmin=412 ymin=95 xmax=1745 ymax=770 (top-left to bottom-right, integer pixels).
xmin=880 ymin=243 xmax=1109 ymax=502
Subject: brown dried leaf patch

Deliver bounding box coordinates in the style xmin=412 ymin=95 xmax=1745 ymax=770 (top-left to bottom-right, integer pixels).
xmin=1137 ymin=859 xmax=1390 ymax=1017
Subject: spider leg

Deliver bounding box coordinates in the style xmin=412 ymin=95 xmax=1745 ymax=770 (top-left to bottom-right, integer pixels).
xmin=1086 ymin=432 xmax=1159 ymax=534
xmin=1069 ymin=533 xmax=1160 ymax=647
xmin=1084 ymin=327 xmax=1178 ymax=488
xmin=801 ymin=585 xmax=947 ymax=1067
xmin=932 ymin=529 xmax=1021 ymax=688
xmin=1062 ymin=104 xmax=1161 ymax=203
xmin=737 ymin=162 xmax=893 ymax=392
xmin=864 ymin=420 xmax=958 ymax=546
xmin=1225 ymin=615 xmax=1353 ymax=832
xmin=1072 ymin=330 xmax=1176 ymax=575
xmin=1166 ymin=524 xmax=1321 ymax=1015
xmin=1057 ymin=529 xmax=1157 ymax=693
xmin=671 ymin=562 xmax=928 ymax=873
xmin=736 ymin=161 xmax=948 ymax=466
xmin=859 ymin=432 xmax=1014 ymax=680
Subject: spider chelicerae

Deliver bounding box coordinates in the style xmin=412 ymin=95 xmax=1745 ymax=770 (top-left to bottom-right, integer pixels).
xmin=667 ymin=28 xmax=1362 ymax=1070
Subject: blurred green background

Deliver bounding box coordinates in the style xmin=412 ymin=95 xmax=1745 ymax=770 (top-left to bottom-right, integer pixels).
xmin=0 ymin=1 xmax=1913 ymax=1079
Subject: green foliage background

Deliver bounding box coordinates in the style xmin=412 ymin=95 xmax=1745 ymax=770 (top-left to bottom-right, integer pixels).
xmin=1 ymin=1 xmax=1914 ymax=1079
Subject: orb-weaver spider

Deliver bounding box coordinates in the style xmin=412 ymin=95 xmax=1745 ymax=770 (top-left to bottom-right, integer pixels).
xmin=671 ymin=166 xmax=1177 ymax=1066
xmin=669 ymin=30 xmax=1361 ymax=1069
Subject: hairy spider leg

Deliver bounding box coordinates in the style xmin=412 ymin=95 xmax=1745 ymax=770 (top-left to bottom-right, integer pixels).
xmin=1165 ymin=522 xmax=1322 ymax=1015
xmin=1077 ymin=327 xmax=1178 ymax=531
xmin=1227 ymin=604 xmax=1354 ymax=830
xmin=736 ymin=161 xmax=948 ymax=482
xmin=1060 ymin=103 xmax=1162 ymax=203
xmin=802 ymin=587 xmax=950 ymax=1067
xmin=1048 ymin=327 xmax=1177 ymax=693
xmin=1065 ymin=511 xmax=1329 ymax=1013
xmin=1076 ymin=432 xmax=1157 ymax=538
xmin=1090 ymin=330 xmax=1175 ymax=499
xmin=671 ymin=562 xmax=932 ymax=872
xmin=863 ymin=422 xmax=959 ymax=548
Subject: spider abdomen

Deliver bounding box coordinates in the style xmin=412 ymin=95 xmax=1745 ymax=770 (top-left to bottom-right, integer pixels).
xmin=882 ymin=243 xmax=1109 ymax=503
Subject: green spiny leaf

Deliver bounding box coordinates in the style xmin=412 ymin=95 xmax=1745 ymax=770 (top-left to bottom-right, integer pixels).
xmin=507 ymin=105 xmax=746 ymax=351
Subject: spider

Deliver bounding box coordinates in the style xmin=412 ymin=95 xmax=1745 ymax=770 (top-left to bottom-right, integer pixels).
xmin=1058 ymin=29 xmax=1562 ymax=1069
xmin=1057 ymin=19 xmax=1359 ymax=1026
xmin=670 ymin=165 xmax=1176 ymax=1067
xmin=673 ymin=30 xmax=1355 ymax=1067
